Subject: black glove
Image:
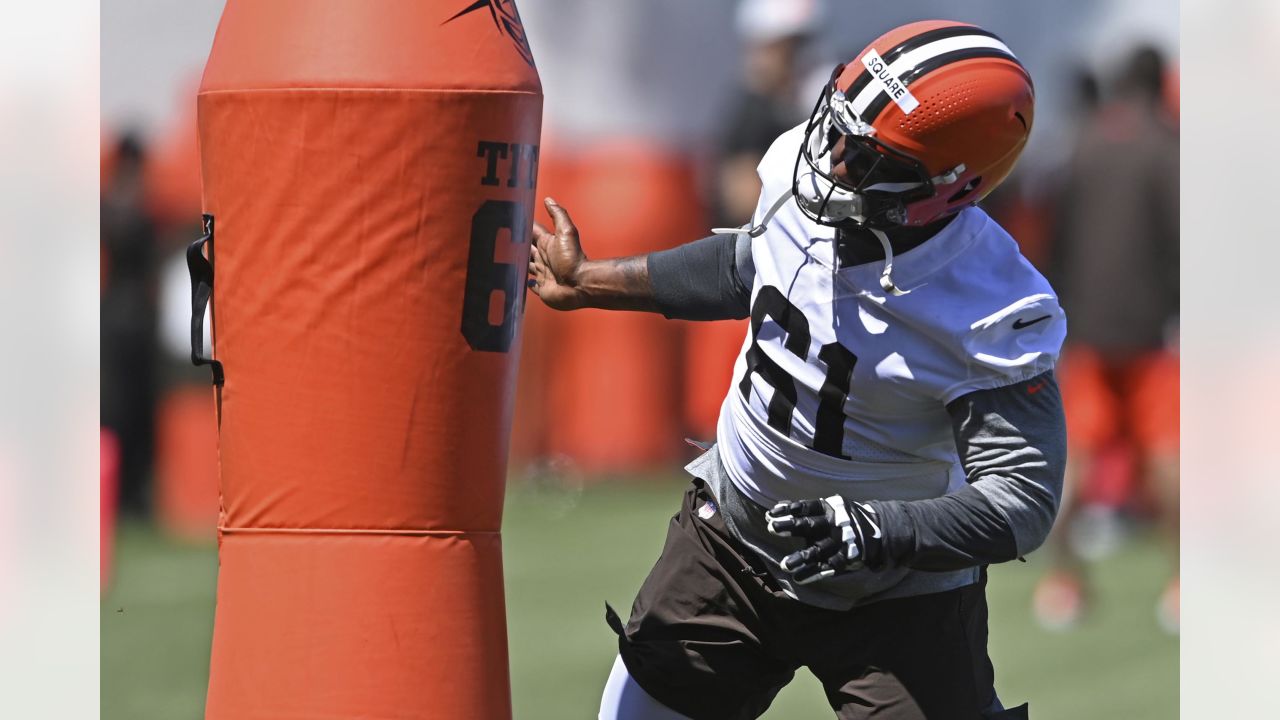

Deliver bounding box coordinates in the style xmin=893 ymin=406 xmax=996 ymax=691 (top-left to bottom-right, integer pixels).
xmin=765 ymin=495 xmax=885 ymax=584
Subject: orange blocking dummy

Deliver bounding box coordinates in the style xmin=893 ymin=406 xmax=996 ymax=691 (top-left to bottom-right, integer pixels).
xmin=195 ymin=2 xmax=541 ymax=718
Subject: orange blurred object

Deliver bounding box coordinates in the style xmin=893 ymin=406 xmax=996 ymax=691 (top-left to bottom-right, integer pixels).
xmin=1057 ymin=346 xmax=1180 ymax=457
xmin=1079 ymin=439 xmax=1138 ymax=508
xmin=100 ymin=428 xmax=120 ymax=591
xmin=683 ymin=318 xmax=747 ymax=441
xmin=539 ymin=144 xmax=706 ymax=473
xmin=1164 ymin=63 xmax=1180 ymax=127
xmin=154 ymin=386 xmax=220 ymax=541
xmin=993 ymin=192 xmax=1052 ymax=273
xmin=197 ymin=1 xmax=541 ymax=718
xmin=99 ymin=127 xmax=117 ymax=195
xmin=144 ymin=77 xmax=204 ymax=229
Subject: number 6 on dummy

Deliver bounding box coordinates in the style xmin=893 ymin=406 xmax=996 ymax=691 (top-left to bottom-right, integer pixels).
xmin=463 ymin=197 xmax=534 ymax=353
xmin=195 ymin=2 xmax=541 ymax=718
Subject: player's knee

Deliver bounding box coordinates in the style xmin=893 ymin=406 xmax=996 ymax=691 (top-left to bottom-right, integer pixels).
xmin=598 ymin=655 xmax=693 ymax=720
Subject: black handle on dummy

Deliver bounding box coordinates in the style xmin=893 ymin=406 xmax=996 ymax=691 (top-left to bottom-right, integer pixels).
xmin=186 ymin=213 xmax=224 ymax=386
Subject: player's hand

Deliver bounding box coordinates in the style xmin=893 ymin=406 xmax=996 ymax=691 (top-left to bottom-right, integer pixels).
xmin=765 ymin=496 xmax=884 ymax=584
xmin=528 ymin=197 xmax=588 ymax=310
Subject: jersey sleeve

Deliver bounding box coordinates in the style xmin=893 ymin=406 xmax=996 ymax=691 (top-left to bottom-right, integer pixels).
xmin=940 ymin=292 xmax=1067 ymax=404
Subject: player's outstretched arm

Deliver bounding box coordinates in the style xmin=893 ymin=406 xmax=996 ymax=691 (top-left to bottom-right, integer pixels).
xmin=527 ymin=197 xmax=753 ymax=319
xmin=527 ymin=197 xmax=658 ymax=312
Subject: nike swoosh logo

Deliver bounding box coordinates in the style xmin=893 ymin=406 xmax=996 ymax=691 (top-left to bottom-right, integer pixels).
xmin=1012 ymin=314 xmax=1051 ymax=330
xmin=1027 ymin=381 xmax=1047 ymax=394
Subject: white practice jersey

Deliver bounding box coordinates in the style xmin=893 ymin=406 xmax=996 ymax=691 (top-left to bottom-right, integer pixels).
xmin=716 ymin=123 xmax=1067 ymax=509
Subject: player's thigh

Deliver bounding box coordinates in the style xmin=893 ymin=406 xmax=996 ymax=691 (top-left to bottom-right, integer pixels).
xmin=612 ymin=481 xmax=795 ymax=720
xmin=599 ymin=655 xmax=695 ymax=720
xmin=809 ymin=581 xmax=998 ymax=720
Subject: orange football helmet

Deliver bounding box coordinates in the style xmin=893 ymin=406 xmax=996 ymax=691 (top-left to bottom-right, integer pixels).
xmin=794 ymin=20 xmax=1035 ymax=229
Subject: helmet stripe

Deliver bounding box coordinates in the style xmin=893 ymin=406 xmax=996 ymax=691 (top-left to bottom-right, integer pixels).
xmin=850 ymin=36 xmax=1022 ymax=123
xmin=859 ymin=47 xmax=1025 ymax=123
xmin=846 ymin=25 xmax=1001 ymax=100
xmin=850 ymin=34 xmax=1016 ymax=115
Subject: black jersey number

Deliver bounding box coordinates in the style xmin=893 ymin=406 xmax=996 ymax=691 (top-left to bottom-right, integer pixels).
xmin=739 ymin=286 xmax=858 ymax=459
xmin=461 ymin=199 xmax=530 ymax=353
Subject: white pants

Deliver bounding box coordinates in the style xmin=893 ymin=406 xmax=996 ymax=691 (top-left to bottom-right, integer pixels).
xmin=598 ymin=655 xmax=694 ymax=720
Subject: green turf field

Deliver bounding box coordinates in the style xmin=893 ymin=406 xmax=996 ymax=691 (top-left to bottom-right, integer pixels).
xmin=102 ymin=478 xmax=1177 ymax=719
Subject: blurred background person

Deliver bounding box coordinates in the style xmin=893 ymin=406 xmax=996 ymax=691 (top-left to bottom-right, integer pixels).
xmin=979 ymin=65 xmax=1100 ymax=276
xmin=714 ymin=0 xmax=825 ymax=229
xmin=1034 ymin=44 xmax=1180 ymax=633
xmin=101 ymin=133 xmax=158 ymax=517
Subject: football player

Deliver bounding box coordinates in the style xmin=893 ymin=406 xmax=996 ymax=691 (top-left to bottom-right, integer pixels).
xmin=528 ymin=20 xmax=1065 ymax=720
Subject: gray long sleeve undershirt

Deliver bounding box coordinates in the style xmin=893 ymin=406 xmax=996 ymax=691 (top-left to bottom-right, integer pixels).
xmin=870 ymin=373 xmax=1067 ymax=572
xmin=647 ymin=233 xmax=753 ymax=321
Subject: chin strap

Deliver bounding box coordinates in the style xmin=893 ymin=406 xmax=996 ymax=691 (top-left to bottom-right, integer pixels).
xmin=869 ymin=227 xmax=909 ymax=296
xmin=711 ymin=188 xmax=910 ymax=297
xmin=711 ymin=189 xmax=793 ymax=238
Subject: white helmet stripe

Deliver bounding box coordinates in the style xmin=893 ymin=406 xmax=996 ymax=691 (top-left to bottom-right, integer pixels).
xmin=850 ymin=34 xmax=1016 ymax=117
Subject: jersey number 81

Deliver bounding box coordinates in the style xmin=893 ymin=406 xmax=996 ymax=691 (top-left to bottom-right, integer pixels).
xmin=740 ymin=286 xmax=858 ymax=459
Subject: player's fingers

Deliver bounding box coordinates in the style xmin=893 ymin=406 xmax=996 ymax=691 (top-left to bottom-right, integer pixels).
xmin=533 ymin=245 xmax=556 ymax=278
xmin=766 ymin=501 xmax=796 ymax=518
xmin=791 ymin=562 xmax=818 ymax=583
xmin=813 ymin=536 xmax=842 ymax=555
xmin=531 ymin=221 xmax=553 ymax=250
xmin=532 ymin=249 xmax=560 ymax=293
xmin=768 ymin=499 xmax=825 ymax=519
xmin=781 ymin=543 xmax=825 ymax=572
xmin=766 ymin=513 xmax=796 ymax=536
xmin=527 ymin=246 xmax=547 ymax=284
xmin=778 ymin=545 xmax=808 ymax=568
xmin=793 ymin=564 xmax=834 ymax=585
xmin=766 ymin=512 xmax=829 ymax=538
xmin=544 ymin=197 xmax=577 ymax=237
xmin=768 ymin=501 xmax=811 ymax=536
xmin=790 ymin=539 xmax=846 ymax=584
xmin=794 ymin=499 xmax=827 ymax=516
xmin=794 ymin=515 xmax=831 ymax=536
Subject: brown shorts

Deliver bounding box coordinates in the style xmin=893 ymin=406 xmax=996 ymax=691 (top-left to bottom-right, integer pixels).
xmin=607 ymin=480 xmax=1027 ymax=720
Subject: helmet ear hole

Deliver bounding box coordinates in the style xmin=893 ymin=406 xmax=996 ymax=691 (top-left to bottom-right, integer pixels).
xmin=947 ymin=176 xmax=982 ymax=203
